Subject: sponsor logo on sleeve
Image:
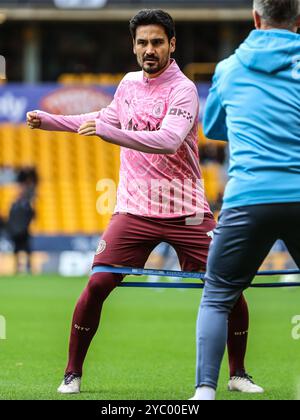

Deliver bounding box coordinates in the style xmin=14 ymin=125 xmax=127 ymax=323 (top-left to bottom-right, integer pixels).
xmin=169 ymin=108 xmax=194 ymax=123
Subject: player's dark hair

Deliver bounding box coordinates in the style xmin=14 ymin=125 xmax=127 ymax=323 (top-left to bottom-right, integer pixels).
xmin=129 ymin=9 xmax=176 ymax=42
xmin=253 ymin=0 xmax=300 ymax=26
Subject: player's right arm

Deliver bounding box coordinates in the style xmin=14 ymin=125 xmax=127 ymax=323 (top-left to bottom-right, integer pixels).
xmin=26 ymin=110 xmax=101 ymax=132
xmin=27 ymin=111 xmax=42 ymax=129
xmin=26 ymin=92 xmax=121 ymax=132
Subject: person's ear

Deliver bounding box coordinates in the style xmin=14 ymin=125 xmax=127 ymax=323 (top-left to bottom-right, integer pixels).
xmin=170 ymin=37 xmax=176 ymax=54
xmin=133 ymin=39 xmax=137 ymax=55
xmin=253 ymin=9 xmax=262 ymax=29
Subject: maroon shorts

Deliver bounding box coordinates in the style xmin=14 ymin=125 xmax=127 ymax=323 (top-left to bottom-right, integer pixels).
xmin=93 ymin=213 xmax=216 ymax=272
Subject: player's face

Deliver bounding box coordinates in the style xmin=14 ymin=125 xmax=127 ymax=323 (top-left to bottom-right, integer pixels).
xmin=133 ymin=25 xmax=176 ymax=78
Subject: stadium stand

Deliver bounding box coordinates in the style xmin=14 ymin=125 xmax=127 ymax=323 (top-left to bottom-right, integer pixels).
xmin=0 ymin=126 xmax=120 ymax=234
xmin=0 ymin=124 xmax=226 ymax=235
xmin=58 ymin=73 xmax=125 ymax=85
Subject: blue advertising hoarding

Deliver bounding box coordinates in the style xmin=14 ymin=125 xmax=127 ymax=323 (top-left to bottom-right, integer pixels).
xmin=0 ymin=82 xmax=210 ymax=124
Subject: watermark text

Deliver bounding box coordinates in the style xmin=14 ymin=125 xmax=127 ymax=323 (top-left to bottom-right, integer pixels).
xmin=96 ymin=178 xmax=206 ymax=225
xmin=0 ymin=315 xmax=6 ymax=339
xmin=291 ymin=315 xmax=300 ymax=340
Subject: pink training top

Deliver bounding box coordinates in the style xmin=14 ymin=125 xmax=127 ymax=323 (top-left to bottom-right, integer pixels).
xmin=37 ymin=60 xmax=211 ymax=220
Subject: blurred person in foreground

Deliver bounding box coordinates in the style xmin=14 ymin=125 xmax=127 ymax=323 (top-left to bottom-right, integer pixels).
xmin=27 ymin=10 xmax=262 ymax=395
xmin=191 ymin=0 xmax=300 ymax=400
xmin=0 ymin=216 xmax=5 ymax=237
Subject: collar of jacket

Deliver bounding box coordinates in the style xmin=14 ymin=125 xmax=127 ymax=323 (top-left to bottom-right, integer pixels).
xmin=142 ymin=59 xmax=179 ymax=85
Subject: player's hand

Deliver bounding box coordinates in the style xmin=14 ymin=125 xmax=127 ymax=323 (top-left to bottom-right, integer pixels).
xmin=27 ymin=111 xmax=41 ymax=129
xmin=78 ymin=120 xmax=96 ymax=136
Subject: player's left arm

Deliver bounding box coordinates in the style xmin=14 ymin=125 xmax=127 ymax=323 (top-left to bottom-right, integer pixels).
xmin=78 ymin=85 xmax=199 ymax=155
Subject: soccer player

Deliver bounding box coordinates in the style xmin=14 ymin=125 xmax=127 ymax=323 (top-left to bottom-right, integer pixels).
xmin=27 ymin=9 xmax=262 ymax=395
xmin=191 ymin=0 xmax=300 ymax=401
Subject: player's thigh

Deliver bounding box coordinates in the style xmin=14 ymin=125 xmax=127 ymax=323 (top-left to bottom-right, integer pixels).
xmin=280 ymin=203 xmax=300 ymax=268
xmin=167 ymin=213 xmax=216 ymax=272
xmin=205 ymin=206 xmax=277 ymax=288
xmin=93 ymin=213 xmax=161 ymax=268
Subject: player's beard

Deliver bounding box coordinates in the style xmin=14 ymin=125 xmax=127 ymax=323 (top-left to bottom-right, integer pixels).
xmin=140 ymin=50 xmax=171 ymax=76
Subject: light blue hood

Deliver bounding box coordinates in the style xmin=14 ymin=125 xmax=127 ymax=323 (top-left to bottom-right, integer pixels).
xmin=203 ymin=28 xmax=300 ymax=209
xmin=236 ymin=29 xmax=300 ymax=74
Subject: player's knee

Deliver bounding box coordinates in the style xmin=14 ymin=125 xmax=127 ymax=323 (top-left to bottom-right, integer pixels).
xmin=86 ymin=271 xmax=122 ymax=301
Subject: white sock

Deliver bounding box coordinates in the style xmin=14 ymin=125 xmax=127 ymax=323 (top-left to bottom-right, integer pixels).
xmin=192 ymin=386 xmax=216 ymax=400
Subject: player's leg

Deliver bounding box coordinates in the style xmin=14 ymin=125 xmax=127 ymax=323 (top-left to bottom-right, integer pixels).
xmin=168 ymin=213 xmax=259 ymax=392
xmin=193 ymin=205 xmax=277 ymax=399
xmin=64 ymin=270 xmax=124 ymax=374
xmin=58 ymin=213 xmax=161 ymax=393
xmin=12 ymin=236 xmax=21 ymax=274
xmin=226 ymin=294 xmax=257 ymax=392
xmin=23 ymin=232 xmax=32 ymax=274
xmin=57 ymin=270 xmax=124 ymax=394
xmin=280 ymin=203 xmax=300 ymax=269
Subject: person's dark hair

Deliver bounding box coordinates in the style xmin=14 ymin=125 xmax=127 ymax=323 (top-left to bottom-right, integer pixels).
xmin=17 ymin=167 xmax=38 ymax=186
xmin=253 ymin=0 xmax=300 ymax=27
xmin=129 ymin=9 xmax=176 ymax=41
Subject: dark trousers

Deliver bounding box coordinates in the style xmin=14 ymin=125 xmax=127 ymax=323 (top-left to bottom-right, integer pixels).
xmin=11 ymin=232 xmax=32 ymax=273
xmin=196 ymin=202 xmax=300 ymax=388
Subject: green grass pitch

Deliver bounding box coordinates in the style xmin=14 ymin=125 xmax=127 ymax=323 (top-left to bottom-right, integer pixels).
xmin=0 ymin=274 xmax=299 ymax=400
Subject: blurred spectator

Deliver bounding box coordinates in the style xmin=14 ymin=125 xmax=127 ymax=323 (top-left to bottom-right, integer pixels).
xmin=16 ymin=167 xmax=38 ymax=200
xmin=0 ymin=216 xmax=5 ymax=235
xmin=7 ymin=168 xmax=38 ymax=274
xmin=199 ymin=143 xmax=227 ymax=214
xmin=199 ymin=142 xmax=226 ymax=165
